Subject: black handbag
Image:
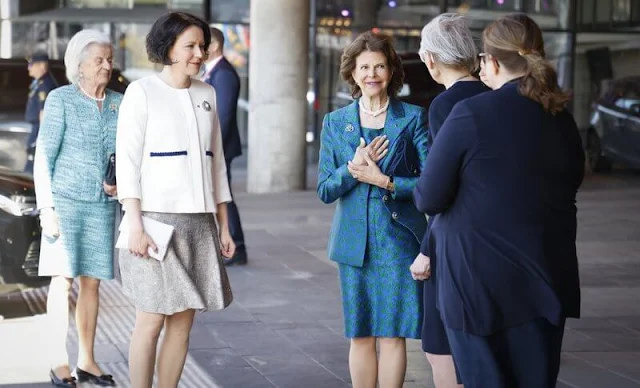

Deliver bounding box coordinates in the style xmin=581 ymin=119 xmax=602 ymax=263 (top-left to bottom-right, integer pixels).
xmin=105 ymin=153 xmax=116 ymax=186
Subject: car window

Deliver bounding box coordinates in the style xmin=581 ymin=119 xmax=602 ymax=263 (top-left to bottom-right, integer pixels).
xmin=614 ymin=89 xmax=640 ymax=113
xmin=0 ymin=64 xmax=30 ymax=114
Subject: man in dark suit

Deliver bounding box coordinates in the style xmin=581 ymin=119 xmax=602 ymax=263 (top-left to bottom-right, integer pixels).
xmin=203 ymin=27 xmax=247 ymax=266
xmin=24 ymin=52 xmax=57 ymax=174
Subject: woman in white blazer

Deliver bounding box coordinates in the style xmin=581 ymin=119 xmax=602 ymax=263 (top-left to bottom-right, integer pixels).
xmin=116 ymin=12 xmax=235 ymax=387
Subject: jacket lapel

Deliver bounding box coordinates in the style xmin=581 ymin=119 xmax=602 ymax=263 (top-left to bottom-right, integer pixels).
xmin=380 ymin=99 xmax=411 ymax=172
xmin=338 ymin=100 xmax=363 ymax=152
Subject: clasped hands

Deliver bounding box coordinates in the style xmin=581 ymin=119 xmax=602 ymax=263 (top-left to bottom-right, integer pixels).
xmin=347 ymin=135 xmax=390 ymax=187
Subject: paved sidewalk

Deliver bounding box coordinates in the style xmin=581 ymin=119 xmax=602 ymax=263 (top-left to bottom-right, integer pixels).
xmin=1 ymin=167 xmax=640 ymax=387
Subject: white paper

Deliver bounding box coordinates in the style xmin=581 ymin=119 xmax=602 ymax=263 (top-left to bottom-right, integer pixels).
xmin=116 ymin=216 xmax=175 ymax=261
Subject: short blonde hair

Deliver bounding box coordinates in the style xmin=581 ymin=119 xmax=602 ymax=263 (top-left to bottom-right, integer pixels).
xmin=64 ymin=29 xmax=112 ymax=84
xmin=419 ymin=13 xmax=478 ymax=73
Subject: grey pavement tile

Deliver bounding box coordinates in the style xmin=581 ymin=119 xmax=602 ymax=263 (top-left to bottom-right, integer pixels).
xmin=317 ymin=362 xmax=352 ymax=383
xmin=205 ymin=322 xmax=301 ymax=357
xmin=189 ymin=348 xmax=251 ymax=368
xmin=561 ymin=328 xmax=618 ymax=352
xmin=188 ymin=323 xmax=231 ymax=350
xmin=67 ymin=342 xmax=126 ymax=363
xmin=580 ymin=288 xmax=640 ymax=316
xmin=612 ymin=316 xmax=640 ymax=332
xmin=570 ymin=352 xmax=640 ymax=382
xmin=196 ymin=366 xmax=275 ymax=388
xmin=559 ymin=353 xmax=640 ymax=388
xmin=572 ymin=327 xmax=640 ymax=351
xmin=194 ymin=304 xmax=257 ymax=324
xmin=265 ymin=369 xmax=349 ymax=388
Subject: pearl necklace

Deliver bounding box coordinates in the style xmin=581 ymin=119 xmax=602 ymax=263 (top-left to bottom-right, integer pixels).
xmin=359 ymin=98 xmax=389 ymax=117
xmin=78 ymin=84 xmax=106 ymax=102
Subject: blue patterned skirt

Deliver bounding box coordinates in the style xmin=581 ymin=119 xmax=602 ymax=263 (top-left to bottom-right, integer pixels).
xmin=338 ymin=193 xmax=423 ymax=339
xmin=38 ymin=196 xmax=116 ymax=280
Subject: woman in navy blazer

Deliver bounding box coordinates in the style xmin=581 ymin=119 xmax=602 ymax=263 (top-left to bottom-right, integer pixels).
xmin=410 ymin=13 xmax=489 ymax=388
xmin=413 ymin=14 xmax=584 ymax=387
xmin=317 ymin=31 xmax=428 ymax=388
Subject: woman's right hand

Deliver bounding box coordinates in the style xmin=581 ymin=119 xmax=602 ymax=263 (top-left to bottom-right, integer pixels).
xmin=352 ymin=135 xmax=389 ymax=166
xmin=39 ymin=207 xmax=60 ymax=238
xmin=128 ymin=229 xmax=158 ymax=258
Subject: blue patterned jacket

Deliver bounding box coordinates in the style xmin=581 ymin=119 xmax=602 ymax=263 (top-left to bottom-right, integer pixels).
xmin=317 ymin=98 xmax=429 ymax=267
xmin=35 ymin=85 xmax=123 ymax=208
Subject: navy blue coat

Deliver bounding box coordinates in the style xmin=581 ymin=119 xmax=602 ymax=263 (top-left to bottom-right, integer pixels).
xmin=413 ymin=81 xmax=584 ymax=336
xmin=204 ymin=57 xmax=242 ymax=161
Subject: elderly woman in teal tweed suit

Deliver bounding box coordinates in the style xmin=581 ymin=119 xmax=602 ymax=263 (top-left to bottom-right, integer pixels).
xmin=317 ymin=31 xmax=427 ymax=388
xmin=34 ymin=29 xmax=120 ymax=387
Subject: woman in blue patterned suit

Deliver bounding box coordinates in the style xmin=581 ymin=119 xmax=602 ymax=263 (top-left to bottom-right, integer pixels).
xmin=317 ymin=31 xmax=428 ymax=388
xmin=34 ymin=29 xmax=120 ymax=387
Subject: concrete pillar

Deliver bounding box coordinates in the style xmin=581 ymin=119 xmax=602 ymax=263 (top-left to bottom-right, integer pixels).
xmin=248 ymin=0 xmax=309 ymax=193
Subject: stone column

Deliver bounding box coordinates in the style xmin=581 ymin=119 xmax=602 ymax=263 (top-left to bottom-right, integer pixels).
xmin=248 ymin=0 xmax=309 ymax=193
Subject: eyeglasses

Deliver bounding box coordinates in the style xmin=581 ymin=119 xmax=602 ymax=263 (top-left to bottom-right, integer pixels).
xmin=478 ymin=52 xmax=499 ymax=68
xmin=478 ymin=52 xmax=488 ymax=65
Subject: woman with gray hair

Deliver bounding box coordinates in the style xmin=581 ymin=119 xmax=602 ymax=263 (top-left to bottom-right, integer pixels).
xmin=34 ymin=29 xmax=120 ymax=387
xmin=409 ymin=13 xmax=488 ymax=388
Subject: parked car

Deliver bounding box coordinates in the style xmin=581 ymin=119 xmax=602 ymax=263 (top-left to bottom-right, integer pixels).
xmin=587 ymin=76 xmax=640 ymax=172
xmin=0 ymin=58 xmax=129 ymax=284
xmin=0 ymin=168 xmax=40 ymax=284
xmin=332 ymin=52 xmax=445 ymax=111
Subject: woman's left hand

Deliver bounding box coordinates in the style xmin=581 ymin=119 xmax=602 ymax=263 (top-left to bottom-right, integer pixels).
xmin=219 ymin=227 xmax=236 ymax=259
xmin=347 ymin=152 xmax=387 ymax=188
xmin=103 ymin=182 xmax=117 ymax=197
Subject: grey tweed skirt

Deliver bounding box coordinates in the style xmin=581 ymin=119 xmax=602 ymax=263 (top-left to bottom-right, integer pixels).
xmin=119 ymin=212 xmax=233 ymax=315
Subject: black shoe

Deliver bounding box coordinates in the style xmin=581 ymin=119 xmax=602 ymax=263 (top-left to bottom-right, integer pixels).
xmin=49 ymin=369 xmax=76 ymax=387
xmin=73 ymin=367 xmax=116 ymax=386
xmin=224 ymin=250 xmax=248 ymax=266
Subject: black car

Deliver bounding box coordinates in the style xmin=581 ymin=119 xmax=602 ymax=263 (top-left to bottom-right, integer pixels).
xmin=0 ymin=58 xmax=129 ymax=284
xmin=587 ymin=76 xmax=640 ymax=172
xmin=0 ymin=169 xmax=40 ymax=283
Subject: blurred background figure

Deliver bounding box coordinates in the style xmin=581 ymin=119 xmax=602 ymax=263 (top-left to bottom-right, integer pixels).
xmin=24 ymin=52 xmax=57 ymax=174
xmin=202 ymin=26 xmax=247 ymax=266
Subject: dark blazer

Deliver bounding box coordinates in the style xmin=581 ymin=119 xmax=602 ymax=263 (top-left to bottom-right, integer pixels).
xmin=420 ymin=81 xmax=489 ymax=256
xmin=318 ymin=98 xmax=429 ymax=267
xmin=204 ymin=57 xmax=242 ymax=161
xmin=413 ymin=81 xmax=584 ymax=336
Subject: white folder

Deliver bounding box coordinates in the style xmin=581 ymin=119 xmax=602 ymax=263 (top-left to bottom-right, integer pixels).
xmin=116 ymin=216 xmax=175 ymax=261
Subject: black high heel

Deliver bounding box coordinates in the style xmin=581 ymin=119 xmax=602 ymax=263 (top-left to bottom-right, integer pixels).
xmin=49 ymin=369 xmax=76 ymax=387
xmin=73 ymin=367 xmax=116 ymax=386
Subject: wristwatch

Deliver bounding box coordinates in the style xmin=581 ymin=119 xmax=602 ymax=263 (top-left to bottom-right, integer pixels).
xmin=386 ymin=175 xmax=395 ymax=192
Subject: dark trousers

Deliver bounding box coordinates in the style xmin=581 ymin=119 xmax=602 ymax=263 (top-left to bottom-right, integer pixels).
xmin=446 ymin=318 xmax=566 ymax=388
xmin=226 ymin=159 xmax=246 ymax=253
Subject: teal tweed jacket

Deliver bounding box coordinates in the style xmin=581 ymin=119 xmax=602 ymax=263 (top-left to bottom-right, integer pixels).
xmin=317 ymin=98 xmax=429 ymax=267
xmin=36 ymin=85 xmax=123 ymax=206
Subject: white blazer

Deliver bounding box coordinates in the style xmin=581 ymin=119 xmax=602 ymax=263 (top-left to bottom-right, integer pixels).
xmin=116 ymin=75 xmax=231 ymax=213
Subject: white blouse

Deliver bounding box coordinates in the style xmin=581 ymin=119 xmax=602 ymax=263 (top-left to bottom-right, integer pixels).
xmin=116 ymin=75 xmax=231 ymax=213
